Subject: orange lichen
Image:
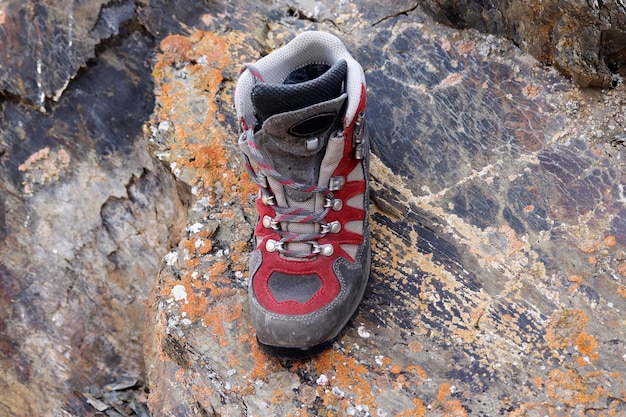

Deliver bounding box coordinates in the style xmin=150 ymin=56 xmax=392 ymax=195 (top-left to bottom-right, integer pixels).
xmin=432 ymin=383 xmax=468 ymax=416
xmin=582 ymin=245 xmax=596 ymax=253
xmin=239 ymin=332 xmax=279 ymax=381
xmin=157 ymin=31 xmax=231 ymax=71
xmin=406 ymin=365 xmax=428 ymax=380
xmin=190 ymin=31 xmax=231 ymax=68
xmin=522 ymin=84 xmax=540 ymax=99
xmin=271 ymin=386 xmax=288 ymax=405
xmin=187 ymin=137 xmax=255 ymax=211
xmin=19 ymin=147 xmax=51 ymax=171
xmin=174 ymin=367 xmax=187 ymax=383
xmin=395 ymin=374 xmax=408 ymax=389
xmin=153 ymin=30 xmax=251 ymax=215
xmin=545 ymin=309 xmax=604 ymax=368
xmin=181 ymin=288 xmax=210 ymax=322
xmin=603 ymin=235 xmax=617 ymax=247
xmin=473 ymin=224 xmax=525 ymax=263
xmin=574 ymin=332 xmax=599 ymax=361
xmin=314 ymin=350 xmax=376 ymax=411
xmin=17 ymin=146 xmax=72 ymax=193
xmin=229 ymin=353 xmax=240 ymax=368
xmin=200 ymin=301 xmax=242 ymax=347
xmin=202 ymin=260 xmax=238 ymax=299
xmin=397 ymin=398 xmax=427 ymax=417
xmin=545 ymin=309 xmax=588 ymax=350
xmin=498 ymin=224 xmax=525 ymax=256
xmin=390 ymin=365 xmax=403 ymax=375
xmin=440 ymin=73 xmax=463 ymax=88
xmin=545 ymin=369 xmax=610 ymax=408
xmin=203 ymin=306 xmax=228 ymax=346
xmin=567 ymin=275 xmax=584 ymax=293
xmin=229 ymin=239 xmax=251 ymax=271
xmin=408 ymin=341 xmax=424 ymax=353
xmin=568 ymin=275 xmax=583 ymax=284
xmin=436 ymin=383 xmax=452 ymax=401
xmin=456 ymin=41 xmax=474 ymax=56
xmin=158 ymin=35 xmax=193 ymax=67
xmin=190 ymin=377 xmax=214 ymax=407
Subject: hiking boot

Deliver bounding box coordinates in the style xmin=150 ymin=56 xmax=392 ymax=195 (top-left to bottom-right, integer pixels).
xmin=234 ymin=31 xmax=370 ymax=359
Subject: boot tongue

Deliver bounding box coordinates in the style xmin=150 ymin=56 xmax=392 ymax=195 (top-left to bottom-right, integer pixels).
xmin=251 ymin=60 xmax=348 ymax=202
xmin=251 ymin=59 xmax=347 ymax=124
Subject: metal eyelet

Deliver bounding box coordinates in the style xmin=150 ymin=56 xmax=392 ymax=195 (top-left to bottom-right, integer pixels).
xmin=306 ymin=137 xmax=319 ymax=151
xmin=265 ymin=239 xmax=284 ymax=253
xmin=329 ymin=176 xmax=345 ymax=191
xmin=312 ymin=243 xmax=334 ymax=257
xmin=262 ymin=215 xmax=279 ymax=230
xmin=321 ymin=221 xmax=341 ymax=234
xmin=261 ymin=192 xmax=276 ymax=206
xmin=353 ymin=112 xmax=365 ymax=144
xmin=353 ymin=112 xmax=366 ymax=160
xmin=324 ymin=197 xmax=343 ymax=211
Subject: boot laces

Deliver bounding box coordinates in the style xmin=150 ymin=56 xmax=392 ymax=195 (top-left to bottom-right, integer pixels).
xmin=240 ymin=128 xmax=338 ymax=259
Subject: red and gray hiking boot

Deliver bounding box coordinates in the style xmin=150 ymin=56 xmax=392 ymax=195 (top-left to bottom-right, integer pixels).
xmin=235 ymin=31 xmax=370 ymax=358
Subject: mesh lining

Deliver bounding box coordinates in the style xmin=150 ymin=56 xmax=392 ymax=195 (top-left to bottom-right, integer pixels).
xmin=251 ymin=60 xmax=347 ymax=123
xmin=284 ymin=63 xmax=330 ymax=84
xmin=235 ymin=31 xmax=365 ymax=129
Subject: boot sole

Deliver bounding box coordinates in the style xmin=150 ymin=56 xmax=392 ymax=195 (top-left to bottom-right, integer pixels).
xmin=257 ymin=337 xmax=334 ymax=360
xmin=256 ymin=249 xmax=372 ymax=360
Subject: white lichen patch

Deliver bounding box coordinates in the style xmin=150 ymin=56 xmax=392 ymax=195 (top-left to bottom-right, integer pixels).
xmin=357 ymin=324 xmax=371 ymax=338
xmin=316 ymin=374 xmax=329 ymax=386
xmin=171 ymin=284 xmax=187 ymax=301
xmin=187 ymin=222 xmax=203 ymax=234
xmin=163 ymin=251 xmax=178 ymax=266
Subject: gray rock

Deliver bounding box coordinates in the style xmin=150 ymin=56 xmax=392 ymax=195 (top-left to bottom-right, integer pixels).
xmin=418 ymin=0 xmax=626 ymax=87
xmin=144 ymin=1 xmax=626 ymax=416
xmin=1 ymin=0 xmax=625 ymax=416
xmin=0 ymin=22 xmax=178 ymax=417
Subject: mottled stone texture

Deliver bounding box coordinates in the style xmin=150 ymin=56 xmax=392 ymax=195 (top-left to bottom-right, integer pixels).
xmin=418 ymin=0 xmax=626 ymax=88
xmin=0 ymin=3 xmax=182 ymax=417
xmin=2 ymin=0 xmax=626 ymax=417
xmin=0 ymin=0 xmax=129 ymax=108
xmin=144 ymin=1 xmax=626 ymax=416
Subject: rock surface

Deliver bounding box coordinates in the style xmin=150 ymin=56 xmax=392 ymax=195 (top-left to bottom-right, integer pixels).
xmin=419 ymin=0 xmax=626 ymax=88
xmin=1 ymin=1 xmax=626 ymax=417
xmin=0 ymin=2 xmax=186 ymax=416
xmin=145 ymin=1 xmax=626 ymax=416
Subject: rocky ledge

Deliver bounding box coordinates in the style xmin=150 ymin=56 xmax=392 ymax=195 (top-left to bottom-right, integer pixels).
xmin=1 ymin=0 xmax=625 ymax=416
xmin=145 ymin=2 xmax=626 ymax=416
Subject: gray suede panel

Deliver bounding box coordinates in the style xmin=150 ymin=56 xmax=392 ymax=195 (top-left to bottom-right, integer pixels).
xmin=249 ymin=249 xmax=262 ymax=278
xmin=268 ymin=272 xmax=322 ymax=303
xmin=256 ymin=94 xmax=347 ymax=202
